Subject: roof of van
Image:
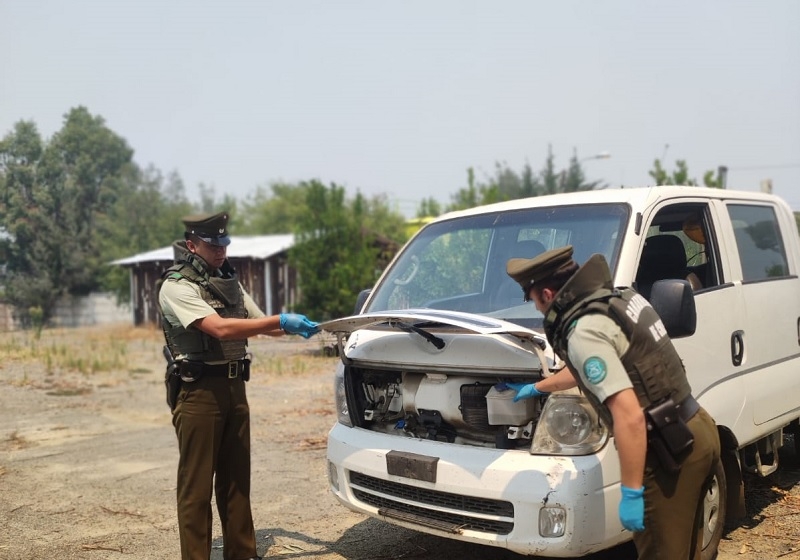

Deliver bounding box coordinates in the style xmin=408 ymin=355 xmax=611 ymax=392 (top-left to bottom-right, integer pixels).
xmin=433 ymin=186 xmax=787 ymax=223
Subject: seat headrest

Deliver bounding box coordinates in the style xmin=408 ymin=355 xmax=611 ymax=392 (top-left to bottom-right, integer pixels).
xmin=511 ymin=239 xmax=546 ymax=260
xmin=638 ymin=235 xmax=687 ymax=280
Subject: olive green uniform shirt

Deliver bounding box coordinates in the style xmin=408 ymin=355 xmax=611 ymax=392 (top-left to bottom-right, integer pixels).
xmin=566 ymin=313 xmax=632 ymax=403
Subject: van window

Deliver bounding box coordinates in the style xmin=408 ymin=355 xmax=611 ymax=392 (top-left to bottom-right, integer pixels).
xmin=727 ymin=204 xmax=789 ymax=282
xmin=636 ymin=203 xmax=721 ymax=298
xmin=367 ymin=204 xmax=629 ymax=327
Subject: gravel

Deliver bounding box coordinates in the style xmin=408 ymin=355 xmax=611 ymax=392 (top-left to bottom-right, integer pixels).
xmin=1 ymin=325 xmax=799 ymax=560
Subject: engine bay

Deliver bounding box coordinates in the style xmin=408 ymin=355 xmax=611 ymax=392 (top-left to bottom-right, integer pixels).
xmin=346 ymin=367 xmax=543 ymax=449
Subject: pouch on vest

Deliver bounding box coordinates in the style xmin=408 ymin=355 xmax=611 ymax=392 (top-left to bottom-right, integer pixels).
xmin=645 ymin=398 xmax=694 ymax=473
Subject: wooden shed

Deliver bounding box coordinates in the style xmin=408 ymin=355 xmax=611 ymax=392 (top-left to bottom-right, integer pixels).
xmin=113 ymin=235 xmax=298 ymax=326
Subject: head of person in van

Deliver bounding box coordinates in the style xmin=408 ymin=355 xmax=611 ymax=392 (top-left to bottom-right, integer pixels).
xmin=682 ymin=213 xmax=706 ymax=245
xmin=506 ymin=245 xmax=579 ymax=314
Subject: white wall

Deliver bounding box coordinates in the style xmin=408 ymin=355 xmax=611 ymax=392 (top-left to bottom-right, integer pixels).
xmin=50 ymin=292 xmax=132 ymax=328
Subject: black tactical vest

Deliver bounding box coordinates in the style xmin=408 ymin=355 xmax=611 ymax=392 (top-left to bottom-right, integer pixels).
xmin=159 ymin=241 xmax=248 ymax=362
xmin=544 ymin=254 xmax=692 ymax=428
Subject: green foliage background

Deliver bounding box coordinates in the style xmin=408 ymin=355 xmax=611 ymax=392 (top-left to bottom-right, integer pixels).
xmin=0 ymin=106 xmax=746 ymax=326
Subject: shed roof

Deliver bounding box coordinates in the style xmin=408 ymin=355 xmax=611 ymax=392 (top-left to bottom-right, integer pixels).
xmin=112 ymin=234 xmax=296 ymax=266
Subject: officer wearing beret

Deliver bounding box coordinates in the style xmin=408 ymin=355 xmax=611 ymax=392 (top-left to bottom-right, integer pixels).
xmin=506 ymin=246 xmax=720 ymax=560
xmin=158 ymin=211 xmax=319 ymax=560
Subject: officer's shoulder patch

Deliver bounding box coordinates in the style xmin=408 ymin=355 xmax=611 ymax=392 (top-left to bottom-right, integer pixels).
xmin=583 ymin=356 xmax=607 ymax=385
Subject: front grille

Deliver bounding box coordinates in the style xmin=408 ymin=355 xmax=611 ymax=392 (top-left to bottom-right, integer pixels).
xmin=349 ymin=471 xmax=514 ymax=535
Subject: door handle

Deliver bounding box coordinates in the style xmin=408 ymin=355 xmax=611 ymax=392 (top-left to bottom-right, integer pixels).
xmin=731 ymin=330 xmax=744 ymax=366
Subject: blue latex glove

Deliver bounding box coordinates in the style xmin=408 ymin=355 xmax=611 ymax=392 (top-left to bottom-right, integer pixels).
xmin=279 ymin=313 xmax=320 ymax=339
xmin=619 ymin=485 xmax=645 ymax=532
xmin=504 ymin=382 xmax=546 ymax=402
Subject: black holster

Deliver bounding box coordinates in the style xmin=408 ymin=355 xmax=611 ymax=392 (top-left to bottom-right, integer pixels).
xmin=165 ymin=363 xmax=181 ymax=412
xmin=645 ymin=398 xmax=694 ymax=474
xmin=162 ymin=344 xmax=182 ymax=412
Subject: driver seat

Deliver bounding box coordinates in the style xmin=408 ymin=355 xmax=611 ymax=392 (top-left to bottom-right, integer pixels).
xmin=635 ymin=235 xmax=702 ymax=299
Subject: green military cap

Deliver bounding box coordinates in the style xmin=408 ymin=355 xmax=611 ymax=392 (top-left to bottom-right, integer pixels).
xmin=182 ymin=211 xmax=231 ymax=247
xmin=506 ymin=245 xmax=575 ymax=293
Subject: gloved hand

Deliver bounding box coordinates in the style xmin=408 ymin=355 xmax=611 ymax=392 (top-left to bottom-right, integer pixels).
xmin=279 ymin=313 xmax=320 ymax=339
xmin=505 ymin=382 xmax=547 ymax=402
xmin=619 ymin=485 xmax=645 ymax=532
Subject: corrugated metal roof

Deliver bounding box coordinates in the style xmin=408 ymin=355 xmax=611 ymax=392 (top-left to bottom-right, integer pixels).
xmin=112 ymin=234 xmax=296 ymax=266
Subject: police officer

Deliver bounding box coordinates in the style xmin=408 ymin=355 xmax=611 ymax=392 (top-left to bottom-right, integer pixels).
xmin=505 ymin=246 xmax=720 ymax=560
xmin=158 ymin=211 xmax=319 ymax=560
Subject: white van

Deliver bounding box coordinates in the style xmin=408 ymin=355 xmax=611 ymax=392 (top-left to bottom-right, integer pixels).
xmin=322 ymin=186 xmax=800 ymax=559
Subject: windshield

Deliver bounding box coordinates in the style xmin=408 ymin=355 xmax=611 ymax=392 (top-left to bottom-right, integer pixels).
xmin=366 ymin=203 xmax=629 ymax=328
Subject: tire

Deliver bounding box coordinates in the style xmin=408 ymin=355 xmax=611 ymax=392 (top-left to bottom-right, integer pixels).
xmin=701 ymin=457 xmax=727 ymax=560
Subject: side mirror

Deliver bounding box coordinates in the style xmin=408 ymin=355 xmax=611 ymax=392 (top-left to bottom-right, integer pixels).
xmin=353 ymin=289 xmax=372 ymax=314
xmin=649 ymin=279 xmax=696 ymax=338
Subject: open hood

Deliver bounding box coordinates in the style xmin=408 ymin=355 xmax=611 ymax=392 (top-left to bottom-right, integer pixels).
xmin=320 ymin=309 xmax=553 ymax=376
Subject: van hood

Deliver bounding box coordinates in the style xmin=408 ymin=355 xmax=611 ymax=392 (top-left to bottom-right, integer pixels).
xmin=320 ymin=309 xmax=552 ymax=376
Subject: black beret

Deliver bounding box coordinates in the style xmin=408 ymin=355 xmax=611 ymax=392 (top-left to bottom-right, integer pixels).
xmin=506 ymin=245 xmax=575 ymax=290
xmin=182 ymin=211 xmax=231 ymax=247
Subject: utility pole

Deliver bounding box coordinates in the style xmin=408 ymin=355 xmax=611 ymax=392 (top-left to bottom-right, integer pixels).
xmin=717 ymin=166 xmax=728 ymax=189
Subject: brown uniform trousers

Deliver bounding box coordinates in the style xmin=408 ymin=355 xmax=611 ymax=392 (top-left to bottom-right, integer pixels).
xmin=173 ymin=374 xmax=257 ymax=560
xmin=633 ymin=407 xmax=721 ymax=560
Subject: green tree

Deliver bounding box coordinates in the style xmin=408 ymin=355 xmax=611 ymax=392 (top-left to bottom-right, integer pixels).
xmin=539 ymin=147 xmax=561 ymax=196
xmin=702 ymin=168 xmax=726 ymax=188
xmin=649 ymin=159 xmax=726 ymax=188
xmin=649 ymin=159 xmax=697 ymax=186
xmin=358 ymin=192 xmax=408 ymax=247
xmin=562 ymin=150 xmax=605 ymax=193
xmin=447 ymin=146 xmax=602 ymax=211
xmin=521 ymin=161 xmax=537 ymax=197
xmin=0 ymin=108 xmax=136 ymax=324
xmin=96 ymin=166 xmax=195 ymax=301
xmin=448 ymin=167 xmax=480 ymax=211
xmin=291 ymin=180 xmax=380 ymax=320
xmin=416 ymin=196 xmax=442 ymax=218
xmin=237 ymin=182 xmax=312 ymax=234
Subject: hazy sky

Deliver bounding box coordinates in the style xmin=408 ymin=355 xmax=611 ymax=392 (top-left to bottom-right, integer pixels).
xmin=2 ymin=0 xmax=799 ymax=216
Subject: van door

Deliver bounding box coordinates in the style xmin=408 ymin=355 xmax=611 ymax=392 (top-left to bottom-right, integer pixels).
xmin=633 ymin=200 xmax=747 ymax=432
xmin=722 ymin=202 xmax=800 ymax=430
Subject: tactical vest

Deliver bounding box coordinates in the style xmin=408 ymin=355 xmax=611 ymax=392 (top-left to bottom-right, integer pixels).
xmin=159 ymin=241 xmax=248 ymax=362
xmin=544 ymin=254 xmax=691 ymax=428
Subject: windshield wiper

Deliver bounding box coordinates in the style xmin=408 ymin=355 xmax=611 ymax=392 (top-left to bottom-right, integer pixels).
xmin=391 ymin=320 xmax=446 ymax=350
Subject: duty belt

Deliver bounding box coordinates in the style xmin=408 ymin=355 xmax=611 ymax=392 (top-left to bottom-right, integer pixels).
xmin=676 ymin=395 xmax=700 ymax=422
xmin=190 ymin=359 xmax=248 ymax=378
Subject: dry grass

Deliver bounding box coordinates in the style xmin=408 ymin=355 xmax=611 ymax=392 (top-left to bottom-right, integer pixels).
xmin=251 ymin=353 xmax=337 ymax=378
xmin=0 ymin=323 xmax=338 ymax=379
xmin=0 ymin=324 xmax=163 ymax=376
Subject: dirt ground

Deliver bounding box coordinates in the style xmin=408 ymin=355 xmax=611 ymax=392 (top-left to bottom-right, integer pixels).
xmin=2 ymin=325 xmax=800 ymax=560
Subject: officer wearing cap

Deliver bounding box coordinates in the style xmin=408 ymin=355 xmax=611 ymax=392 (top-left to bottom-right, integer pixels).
xmin=158 ymin=211 xmax=319 ymax=560
xmin=506 ymin=246 xmax=720 ymax=560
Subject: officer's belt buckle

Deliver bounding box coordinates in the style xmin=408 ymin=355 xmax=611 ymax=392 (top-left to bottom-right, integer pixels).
xmin=228 ymin=361 xmax=238 ymax=379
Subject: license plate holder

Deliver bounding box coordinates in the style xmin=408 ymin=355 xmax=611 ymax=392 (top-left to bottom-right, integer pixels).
xmin=386 ymin=450 xmax=439 ymax=483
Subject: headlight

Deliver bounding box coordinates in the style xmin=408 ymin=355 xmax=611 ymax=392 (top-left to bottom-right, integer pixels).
xmin=334 ymin=365 xmax=352 ymax=427
xmin=530 ymin=394 xmax=608 ymax=455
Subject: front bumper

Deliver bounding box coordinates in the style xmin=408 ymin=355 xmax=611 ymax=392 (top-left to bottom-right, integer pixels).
xmin=326 ymin=423 xmax=630 ymax=557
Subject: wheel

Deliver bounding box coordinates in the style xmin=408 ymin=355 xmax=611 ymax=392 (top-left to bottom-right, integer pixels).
xmin=701 ymin=457 xmax=727 ymax=560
